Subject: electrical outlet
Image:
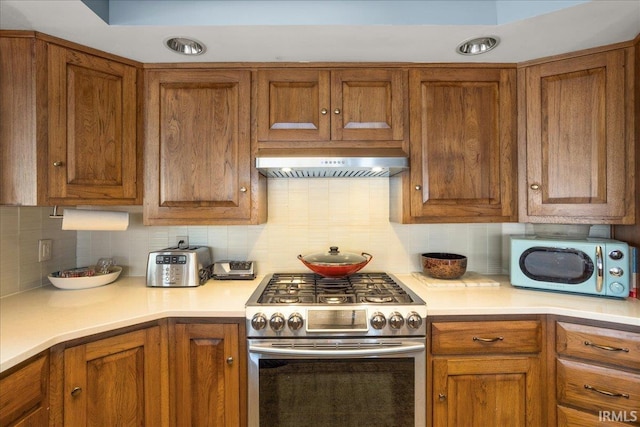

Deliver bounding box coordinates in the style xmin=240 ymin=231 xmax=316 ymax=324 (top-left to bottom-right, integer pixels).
xmin=176 ymin=236 xmax=189 ymax=248
xmin=38 ymin=239 xmax=52 ymax=262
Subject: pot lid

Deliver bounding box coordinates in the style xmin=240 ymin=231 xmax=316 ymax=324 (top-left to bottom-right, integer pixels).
xmin=301 ymin=246 xmax=368 ymax=265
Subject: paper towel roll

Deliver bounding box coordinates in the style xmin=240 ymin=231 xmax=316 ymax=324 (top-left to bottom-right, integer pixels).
xmin=62 ymin=209 xmax=129 ymax=231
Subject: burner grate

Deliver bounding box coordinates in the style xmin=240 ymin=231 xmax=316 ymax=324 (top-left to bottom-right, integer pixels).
xmin=258 ymin=272 xmax=413 ymax=304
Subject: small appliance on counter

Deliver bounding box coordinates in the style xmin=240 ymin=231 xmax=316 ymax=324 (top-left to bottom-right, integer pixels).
xmin=212 ymin=261 xmax=255 ymax=280
xmin=146 ymin=246 xmax=213 ymax=287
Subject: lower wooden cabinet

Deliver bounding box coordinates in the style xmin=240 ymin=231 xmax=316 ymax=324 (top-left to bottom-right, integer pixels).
xmin=170 ymin=321 xmax=245 ymax=427
xmin=0 ymin=352 xmax=49 ymax=427
xmin=552 ymin=318 xmax=640 ymax=426
xmin=429 ymin=317 xmax=544 ymax=427
xmin=51 ymin=324 xmax=168 ymax=427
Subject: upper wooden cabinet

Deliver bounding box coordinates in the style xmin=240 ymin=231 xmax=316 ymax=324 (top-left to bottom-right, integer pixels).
xmin=519 ymin=47 xmax=635 ymax=224
xmin=0 ymin=32 xmax=142 ymax=206
xmin=390 ymin=67 xmax=517 ymax=223
xmin=144 ymin=69 xmax=266 ymax=225
xmin=257 ymin=68 xmax=407 ymax=148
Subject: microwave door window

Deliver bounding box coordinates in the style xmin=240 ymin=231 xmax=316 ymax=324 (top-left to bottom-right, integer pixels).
xmin=520 ymin=247 xmax=595 ymax=284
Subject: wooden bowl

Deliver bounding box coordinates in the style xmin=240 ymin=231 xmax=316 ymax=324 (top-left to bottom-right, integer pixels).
xmin=421 ymin=253 xmax=467 ymax=280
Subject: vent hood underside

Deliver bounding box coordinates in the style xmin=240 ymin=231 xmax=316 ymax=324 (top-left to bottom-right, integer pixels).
xmin=255 ymin=148 xmax=409 ymax=178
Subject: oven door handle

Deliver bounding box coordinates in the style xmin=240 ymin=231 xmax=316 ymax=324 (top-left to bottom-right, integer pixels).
xmin=249 ymin=341 xmax=425 ymax=357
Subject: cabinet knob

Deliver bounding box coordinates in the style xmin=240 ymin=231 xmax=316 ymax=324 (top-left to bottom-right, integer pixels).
xmin=226 ymin=357 xmax=234 ymax=365
xmin=530 ymin=183 xmax=540 ymax=190
xmin=438 ymin=393 xmax=447 ymax=401
xmin=321 ymin=108 xmax=328 ymax=115
xmin=333 ymin=108 xmax=341 ymax=115
xmin=53 ymin=161 xmax=63 ymax=167
xmin=71 ymin=386 xmax=82 ymax=397
xmin=414 ymin=185 xmax=422 ymax=191
xmin=240 ymin=187 xmax=247 ymax=193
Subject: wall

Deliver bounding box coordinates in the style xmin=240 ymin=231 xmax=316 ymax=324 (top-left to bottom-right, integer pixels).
xmin=0 ymin=206 xmax=77 ymax=297
xmin=2 ymin=179 xmax=613 ymax=297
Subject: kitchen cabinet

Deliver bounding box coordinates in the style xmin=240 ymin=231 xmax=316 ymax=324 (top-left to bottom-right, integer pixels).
xmin=0 ymin=31 xmax=141 ymax=206
xmin=429 ymin=317 xmax=544 ymax=427
xmin=390 ymin=67 xmax=517 ymax=223
xmin=49 ymin=324 xmax=168 ymax=427
xmin=518 ymin=46 xmax=635 ymax=224
xmin=256 ymin=68 xmax=407 ymax=148
xmin=0 ymin=352 xmax=49 ymax=426
xmin=170 ymin=320 xmax=245 ymax=427
xmin=552 ymin=319 xmax=640 ymax=426
xmin=144 ymin=68 xmax=266 ymax=225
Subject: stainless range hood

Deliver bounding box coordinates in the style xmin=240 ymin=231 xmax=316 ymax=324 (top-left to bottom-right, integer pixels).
xmin=255 ymin=148 xmax=409 ymax=178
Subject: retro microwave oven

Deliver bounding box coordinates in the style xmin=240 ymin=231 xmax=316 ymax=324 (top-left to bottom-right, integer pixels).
xmin=510 ymin=236 xmax=630 ymax=298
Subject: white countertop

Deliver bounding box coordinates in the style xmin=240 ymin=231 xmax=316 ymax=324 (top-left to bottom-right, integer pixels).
xmin=1 ymin=274 xmax=639 ymax=372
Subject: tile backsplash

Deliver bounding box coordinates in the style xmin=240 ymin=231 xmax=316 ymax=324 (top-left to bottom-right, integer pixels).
xmin=2 ymin=178 xmax=611 ymax=297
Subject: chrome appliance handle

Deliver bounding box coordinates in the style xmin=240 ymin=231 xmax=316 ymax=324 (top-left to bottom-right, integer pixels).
xmin=595 ymin=245 xmax=603 ymax=293
xmin=249 ymin=341 xmax=425 ymax=357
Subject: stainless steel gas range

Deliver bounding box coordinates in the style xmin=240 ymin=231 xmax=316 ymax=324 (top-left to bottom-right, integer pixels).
xmin=246 ymin=272 xmax=427 ymax=427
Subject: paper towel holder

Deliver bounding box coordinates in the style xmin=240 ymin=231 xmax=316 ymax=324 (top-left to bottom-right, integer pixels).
xmin=49 ymin=205 xmax=63 ymax=219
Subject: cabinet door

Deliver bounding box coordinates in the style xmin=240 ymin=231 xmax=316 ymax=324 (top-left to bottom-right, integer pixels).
xmin=433 ymin=357 xmax=542 ymax=427
xmin=0 ymin=353 xmax=49 ymax=427
xmin=48 ymin=44 xmax=139 ymax=204
xmin=409 ymin=68 xmax=517 ymax=222
xmin=331 ymin=69 xmax=405 ymax=141
xmin=63 ymin=327 xmax=165 ymax=427
xmin=257 ymin=69 xmax=331 ymax=142
xmin=144 ymin=69 xmax=253 ymax=224
xmin=522 ymin=48 xmax=632 ymax=223
xmin=172 ymin=323 xmax=240 ymax=427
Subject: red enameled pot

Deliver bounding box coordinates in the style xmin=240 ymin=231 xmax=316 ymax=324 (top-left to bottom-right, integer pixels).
xmin=297 ymin=246 xmax=373 ymax=278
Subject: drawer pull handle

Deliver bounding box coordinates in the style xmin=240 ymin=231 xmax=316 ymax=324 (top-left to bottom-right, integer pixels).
xmin=584 ymin=384 xmax=629 ymax=399
xmin=473 ymin=336 xmax=504 ymax=343
xmin=584 ymin=341 xmax=629 ymax=352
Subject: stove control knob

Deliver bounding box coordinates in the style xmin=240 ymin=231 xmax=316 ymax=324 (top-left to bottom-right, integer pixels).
xmin=288 ymin=313 xmax=304 ymax=331
xmin=370 ymin=312 xmax=387 ymax=330
xmin=389 ymin=312 xmax=405 ymax=329
xmin=406 ymin=312 xmax=423 ymax=329
xmin=251 ymin=313 xmax=267 ymax=330
xmin=269 ymin=313 xmax=286 ymax=332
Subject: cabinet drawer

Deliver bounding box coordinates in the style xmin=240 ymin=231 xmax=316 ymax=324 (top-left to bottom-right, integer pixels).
xmin=0 ymin=353 xmax=48 ymax=426
xmin=557 ymin=358 xmax=640 ymax=418
xmin=431 ymin=320 xmax=541 ymax=355
xmin=558 ymin=405 xmax=635 ymax=427
xmin=557 ymin=322 xmax=640 ymax=370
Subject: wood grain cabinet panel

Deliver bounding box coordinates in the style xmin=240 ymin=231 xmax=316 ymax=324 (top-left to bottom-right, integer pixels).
xmin=171 ymin=322 xmax=241 ymax=427
xmin=61 ymin=326 xmax=166 ymax=427
xmin=0 ymin=32 xmax=141 ymax=206
xmin=257 ymin=68 xmax=406 ymax=147
xmin=144 ymin=69 xmax=265 ymax=225
xmin=391 ymin=67 xmax=517 ymax=223
xmin=520 ymin=47 xmax=635 ymax=224
xmin=428 ymin=317 xmax=544 ymax=427
xmin=0 ymin=352 xmax=49 ymax=427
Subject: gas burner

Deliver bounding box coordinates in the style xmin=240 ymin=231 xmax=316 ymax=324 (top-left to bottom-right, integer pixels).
xmin=363 ymin=295 xmax=395 ymax=303
xmin=318 ymin=294 xmax=356 ymax=304
xmin=277 ymin=296 xmax=300 ymax=304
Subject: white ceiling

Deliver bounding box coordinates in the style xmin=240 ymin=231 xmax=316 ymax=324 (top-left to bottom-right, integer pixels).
xmin=1 ymin=0 xmax=638 ymax=63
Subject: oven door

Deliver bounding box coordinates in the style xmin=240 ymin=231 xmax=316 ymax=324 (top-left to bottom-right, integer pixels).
xmin=248 ymin=337 xmax=426 ymax=427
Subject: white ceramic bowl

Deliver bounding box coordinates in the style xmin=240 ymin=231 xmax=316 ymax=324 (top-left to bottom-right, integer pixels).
xmin=48 ymin=266 xmax=122 ymax=290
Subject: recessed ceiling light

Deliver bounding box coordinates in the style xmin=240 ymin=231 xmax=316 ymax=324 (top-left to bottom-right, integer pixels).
xmin=165 ymin=37 xmax=206 ymax=55
xmin=456 ymin=36 xmax=499 ymax=55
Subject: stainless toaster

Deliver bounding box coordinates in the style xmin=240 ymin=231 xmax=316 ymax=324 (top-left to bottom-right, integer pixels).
xmin=146 ymin=246 xmax=213 ymax=287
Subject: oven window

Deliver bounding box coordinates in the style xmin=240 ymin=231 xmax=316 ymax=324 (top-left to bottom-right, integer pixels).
xmin=519 ymin=247 xmax=594 ymax=284
xmin=258 ymin=358 xmax=415 ymax=427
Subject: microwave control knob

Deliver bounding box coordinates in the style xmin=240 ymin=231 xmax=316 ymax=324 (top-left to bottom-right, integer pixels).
xmin=251 ymin=313 xmax=267 ymax=330
xmin=389 ymin=312 xmax=405 ymax=329
xmin=609 ymin=267 xmax=624 ymax=277
xmin=269 ymin=313 xmax=286 ymax=331
xmin=287 ymin=313 xmax=304 ymax=331
xmin=406 ymin=312 xmax=423 ymax=329
xmin=609 ymin=250 xmax=624 ymax=260
xmin=370 ymin=312 xmax=387 ymax=329
xmin=609 ymin=282 xmax=626 ymax=294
